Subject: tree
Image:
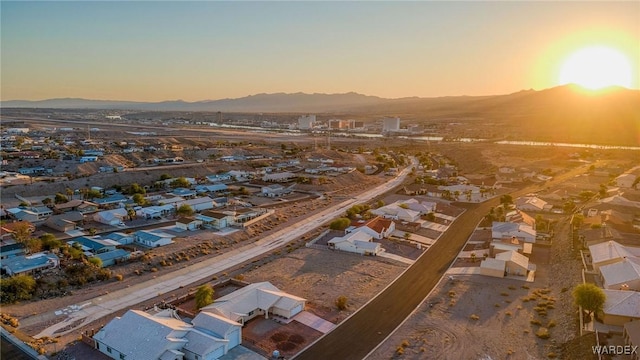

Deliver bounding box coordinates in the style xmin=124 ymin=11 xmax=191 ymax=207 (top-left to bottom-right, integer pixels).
xmin=500 ymin=194 xmax=513 ymax=206
xmin=54 ymin=193 xmax=68 ymax=204
xmin=42 ymin=197 xmax=53 ymax=206
xmin=563 ymin=200 xmax=577 ymax=214
xmin=127 ymin=183 xmax=146 ymax=195
xmin=573 ymin=283 xmax=606 ymax=319
xmin=40 ymin=233 xmax=61 ymax=251
xmin=159 ymin=174 xmax=172 ymax=181
xmin=176 ymin=204 xmax=194 ymax=217
xmin=170 ymin=177 xmax=191 ymax=188
xmin=195 ymin=284 xmax=214 ymax=309
xmin=375 ymin=200 xmax=385 ymax=209
xmin=330 ymin=218 xmax=351 ymax=231
xmin=86 ymin=189 xmax=103 ymax=200
xmin=0 ymin=274 xmax=36 ymax=303
xmin=132 ymin=193 xmax=147 ymax=206
xmin=88 ymin=257 xmax=103 ymax=268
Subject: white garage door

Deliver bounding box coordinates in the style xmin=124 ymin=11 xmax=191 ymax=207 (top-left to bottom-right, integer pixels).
xmin=290 ymin=304 xmax=303 ymax=317
xmin=227 ymin=328 xmax=241 ymax=349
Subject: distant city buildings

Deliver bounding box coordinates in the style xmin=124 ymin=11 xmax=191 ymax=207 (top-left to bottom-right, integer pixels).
xmin=382 ymin=117 xmax=400 ymax=133
xmin=298 ymin=114 xmax=316 ymax=130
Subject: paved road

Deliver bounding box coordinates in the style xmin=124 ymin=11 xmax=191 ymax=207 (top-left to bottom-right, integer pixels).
xmin=34 ymin=159 xmax=416 ymax=339
xmin=294 ymin=161 xmax=596 ymax=360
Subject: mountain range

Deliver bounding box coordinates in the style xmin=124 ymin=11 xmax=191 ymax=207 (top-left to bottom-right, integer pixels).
xmin=2 ymin=85 xmax=639 ymax=145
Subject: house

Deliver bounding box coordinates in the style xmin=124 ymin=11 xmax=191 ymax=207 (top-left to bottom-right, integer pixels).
xmin=175 ymin=217 xmax=203 ymax=231
xmin=262 ymin=172 xmax=296 ymax=182
xmin=6 ymin=208 xmax=40 ymax=222
xmin=93 ymin=193 xmax=129 ymax=207
xmin=134 ymin=229 xmax=175 ymax=247
xmin=44 ymin=212 xmax=84 ymax=232
xmin=103 ymin=232 xmax=134 ymax=245
xmin=623 ymin=321 xmax=640 ymax=360
xmin=196 ymin=211 xmax=234 ymax=230
xmin=68 ymin=236 xmax=118 ymax=254
xmin=54 ymin=200 xmax=98 ymax=214
xmin=261 ymin=184 xmax=293 ymax=197
xmin=94 ymin=249 xmax=131 ymax=267
xmin=601 ymin=290 xmax=640 ymax=326
xmin=515 ymin=196 xmax=552 ymax=212
xmin=495 ymin=250 xmax=535 ymax=277
xmin=79 ymin=156 xmax=98 ymax=163
xmin=490 ymin=239 xmax=533 ymax=257
xmin=346 ymin=217 xmax=395 ymax=239
xmin=328 ymin=229 xmax=382 ymax=256
xmin=195 ymin=184 xmax=228 ymax=194
xmin=170 ymin=188 xmax=197 ymax=198
xmin=176 ymin=197 xmax=215 ymax=212
xmin=0 ymin=242 xmax=25 ymax=260
xmin=228 ymin=208 xmax=264 ymax=225
xmin=202 ymin=281 xmax=306 ymax=325
xmin=616 ymin=173 xmax=638 ymax=188
xmin=2 ymin=252 xmax=59 ymax=276
xmin=589 ymin=241 xmax=640 ymax=271
xmin=206 ymin=173 xmax=232 ymax=183
xmin=599 ymin=258 xmax=640 ymax=291
xmin=599 ymin=195 xmax=640 ymax=209
xmin=480 ymin=258 xmax=507 ymax=278
xmin=371 ymin=201 xmax=421 ymax=222
xmin=138 ymin=204 xmax=174 ymax=219
xmin=492 ymin=222 xmax=536 ymax=243
xmin=94 ymin=309 xmax=241 ymax=360
xmin=93 ymin=208 xmax=128 ymax=225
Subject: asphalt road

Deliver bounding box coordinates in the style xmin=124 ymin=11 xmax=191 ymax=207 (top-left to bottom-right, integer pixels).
xmin=293 ymin=198 xmax=499 ymax=360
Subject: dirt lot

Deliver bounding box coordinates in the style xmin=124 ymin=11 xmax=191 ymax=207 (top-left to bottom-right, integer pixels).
xmin=369 ymin=217 xmax=586 ymax=360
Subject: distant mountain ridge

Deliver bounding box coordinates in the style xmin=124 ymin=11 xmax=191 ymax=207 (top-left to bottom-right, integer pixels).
xmin=0 ymin=92 xmax=390 ymax=112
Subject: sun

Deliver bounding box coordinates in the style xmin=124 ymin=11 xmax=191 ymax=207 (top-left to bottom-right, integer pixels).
xmin=558 ymin=46 xmax=632 ymax=90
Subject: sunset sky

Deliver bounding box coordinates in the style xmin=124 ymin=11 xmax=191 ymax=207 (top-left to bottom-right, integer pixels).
xmin=1 ymin=1 xmax=638 ymax=102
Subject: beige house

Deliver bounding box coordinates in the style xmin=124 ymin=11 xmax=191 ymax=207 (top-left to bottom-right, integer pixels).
xmin=602 ymin=290 xmax=640 ymax=326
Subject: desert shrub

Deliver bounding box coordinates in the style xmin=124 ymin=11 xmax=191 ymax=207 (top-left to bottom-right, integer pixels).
xmin=115 ymin=274 xmax=123 ymax=281
xmin=234 ymin=274 xmax=245 ymax=281
xmin=494 ymin=303 xmax=501 ymax=308
xmin=536 ymin=327 xmax=550 ymax=339
xmin=401 ymin=340 xmax=410 ymax=347
xmin=470 ymin=314 xmax=480 ymax=321
xmin=508 ymin=285 xmax=516 ymax=290
xmin=547 ymin=352 xmax=558 ymax=358
xmin=530 ymin=319 xmax=542 ymax=326
xmin=521 ymin=285 xmax=530 ymax=289
xmin=505 ymin=311 xmax=512 ymax=316
xmin=335 ymin=296 xmax=348 ymax=310
xmin=547 ymin=320 xmax=557 ymax=328
xmin=448 ymin=290 xmax=456 ymax=298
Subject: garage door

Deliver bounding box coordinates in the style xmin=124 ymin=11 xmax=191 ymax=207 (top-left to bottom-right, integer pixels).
xmin=227 ymin=328 xmax=241 ymax=349
xmin=290 ymin=304 xmax=303 ymax=317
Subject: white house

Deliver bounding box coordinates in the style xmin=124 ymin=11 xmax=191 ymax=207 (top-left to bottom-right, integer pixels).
xmin=495 ymin=250 xmax=535 ymax=277
xmin=599 ymin=257 xmax=640 ymax=291
xmin=176 ymin=197 xmax=215 ymax=212
xmin=515 ymin=196 xmax=552 ymax=212
xmin=94 ymin=309 xmax=241 ymax=360
xmin=492 ymin=222 xmax=536 ymax=243
xmin=262 ymin=172 xmax=296 ymax=182
xmin=480 ymin=258 xmax=506 ymax=278
xmin=202 ymin=282 xmax=306 ymax=325
xmin=346 ymin=217 xmax=395 ymax=240
xmin=261 ymin=184 xmax=293 ymax=198
xmin=134 ymin=230 xmax=175 ymax=248
xmin=175 ymin=217 xmax=203 ymax=231
xmin=601 ymin=290 xmax=640 ymax=326
xmin=93 ymin=208 xmax=128 ymax=225
xmin=196 ymin=211 xmax=234 ymax=230
xmin=328 ymin=229 xmax=382 ymax=256
xmin=371 ymin=202 xmax=421 ymax=222
xmin=589 ymin=241 xmax=640 ymax=271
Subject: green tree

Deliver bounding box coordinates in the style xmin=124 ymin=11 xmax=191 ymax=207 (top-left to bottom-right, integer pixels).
xmin=41 ymin=197 xmax=53 ymax=206
xmin=500 ymin=194 xmax=513 ymax=206
xmin=195 ymin=284 xmax=214 ymax=309
xmin=88 ymin=257 xmax=103 ymax=268
xmin=170 ymin=177 xmax=191 ymax=188
xmin=127 ymin=183 xmax=146 ymax=195
xmin=0 ymin=274 xmax=36 ymax=303
xmin=375 ymin=200 xmax=385 ymax=208
xmin=132 ymin=193 xmax=147 ymax=206
xmin=54 ymin=193 xmax=68 ymax=204
xmin=159 ymin=173 xmax=172 ymax=181
xmin=40 ymin=233 xmax=61 ymax=251
xmin=563 ymin=200 xmax=577 ymax=214
xmin=573 ymin=283 xmax=606 ymax=319
xmin=86 ymin=189 xmax=103 ymax=200
xmin=176 ymin=204 xmax=194 ymax=217
xmin=330 ymin=218 xmax=351 ymax=231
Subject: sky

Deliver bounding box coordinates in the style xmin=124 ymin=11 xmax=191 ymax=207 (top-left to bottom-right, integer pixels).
xmin=1 ymin=1 xmax=639 ymax=102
